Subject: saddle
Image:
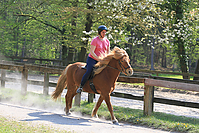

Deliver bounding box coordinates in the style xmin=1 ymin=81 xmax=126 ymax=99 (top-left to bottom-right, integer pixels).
xmin=81 ymin=65 xmax=99 ymax=94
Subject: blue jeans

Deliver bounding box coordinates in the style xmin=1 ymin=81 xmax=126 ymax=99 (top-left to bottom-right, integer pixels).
xmin=80 ymin=57 xmax=98 ymax=87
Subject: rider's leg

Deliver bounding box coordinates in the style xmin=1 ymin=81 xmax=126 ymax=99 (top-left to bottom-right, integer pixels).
xmin=76 ymin=57 xmax=97 ymax=93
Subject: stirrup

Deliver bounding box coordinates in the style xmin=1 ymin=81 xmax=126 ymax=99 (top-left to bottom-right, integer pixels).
xmin=76 ymin=87 xmax=83 ymax=93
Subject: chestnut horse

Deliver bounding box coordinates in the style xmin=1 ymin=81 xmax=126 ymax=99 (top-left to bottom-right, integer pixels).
xmin=52 ymin=46 xmax=133 ymax=125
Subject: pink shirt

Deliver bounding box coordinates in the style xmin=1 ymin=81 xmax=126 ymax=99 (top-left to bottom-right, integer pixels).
xmin=89 ymin=36 xmax=110 ymax=61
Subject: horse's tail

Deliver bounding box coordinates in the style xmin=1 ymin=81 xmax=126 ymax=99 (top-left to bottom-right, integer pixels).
xmin=51 ymin=64 xmax=72 ymax=100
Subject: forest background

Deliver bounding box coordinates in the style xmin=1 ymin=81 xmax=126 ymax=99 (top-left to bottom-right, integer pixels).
xmin=0 ymin=0 xmax=198 ymax=78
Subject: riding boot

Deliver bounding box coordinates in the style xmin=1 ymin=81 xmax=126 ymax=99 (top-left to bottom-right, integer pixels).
xmin=76 ymin=85 xmax=83 ymax=93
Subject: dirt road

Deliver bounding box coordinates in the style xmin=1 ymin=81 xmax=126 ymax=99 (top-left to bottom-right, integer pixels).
xmin=0 ymin=102 xmax=174 ymax=133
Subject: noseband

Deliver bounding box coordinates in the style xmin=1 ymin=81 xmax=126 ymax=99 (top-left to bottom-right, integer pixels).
xmin=118 ymin=60 xmax=131 ymax=73
xmin=107 ymin=59 xmax=131 ymax=74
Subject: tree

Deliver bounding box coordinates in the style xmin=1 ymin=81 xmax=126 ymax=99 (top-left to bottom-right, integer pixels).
xmin=1 ymin=0 xmax=198 ymax=72
xmin=158 ymin=0 xmax=198 ymax=78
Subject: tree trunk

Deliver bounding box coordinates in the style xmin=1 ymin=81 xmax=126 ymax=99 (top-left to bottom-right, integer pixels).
xmin=62 ymin=45 xmax=67 ymax=66
xmin=193 ymin=59 xmax=199 ymax=80
xmin=151 ymin=38 xmax=155 ymax=70
xmin=177 ymin=41 xmax=188 ymax=79
xmin=161 ymin=47 xmax=167 ymax=68
xmin=175 ymin=0 xmax=188 ymax=79
xmin=155 ymin=47 xmax=160 ymax=65
xmin=14 ymin=27 xmax=19 ymax=56
xmin=67 ymin=47 xmax=74 ymax=64
xmin=66 ymin=0 xmax=78 ymax=64
xmin=79 ymin=47 xmax=87 ymax=62
xmin=79 ymin=0 xmax=94 ymax=62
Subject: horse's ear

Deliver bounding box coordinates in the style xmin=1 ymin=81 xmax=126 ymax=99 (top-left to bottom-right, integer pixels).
xmin=114 ymin=46 xmax=119 ymax=49
xmin=113 ymin=46 xmax=120 ymax=51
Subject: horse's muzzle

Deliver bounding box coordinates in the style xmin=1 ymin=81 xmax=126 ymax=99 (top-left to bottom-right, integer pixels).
xmin=126 ymin=68 xmax=133 ymax=76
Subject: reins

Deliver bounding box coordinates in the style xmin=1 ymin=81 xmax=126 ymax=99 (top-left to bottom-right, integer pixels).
xmin=107 ymin=65 xmax=122 ymax=72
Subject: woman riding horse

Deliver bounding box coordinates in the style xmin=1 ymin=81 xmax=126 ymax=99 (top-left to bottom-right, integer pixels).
xmin=52 ymin=29 xmax=133 ymax=125
xmin=76 ymin=25 xmax=110 ymax=93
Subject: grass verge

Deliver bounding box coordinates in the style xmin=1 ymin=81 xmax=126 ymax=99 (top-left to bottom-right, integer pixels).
xmin=0 ymin=116 xmax=70 ymax=133
xmin=72 ymin=101 xmax=199 ymax=133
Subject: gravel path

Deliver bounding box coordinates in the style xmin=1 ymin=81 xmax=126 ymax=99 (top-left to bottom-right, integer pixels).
xmin=0 ymin=102 xmax=172 ymax=133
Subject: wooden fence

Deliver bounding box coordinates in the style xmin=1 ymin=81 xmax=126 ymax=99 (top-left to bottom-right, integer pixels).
xmin=0 ymin=62 xmax=199 ymax=116
xmin=0 ymin=55 xmax=67 ymax=66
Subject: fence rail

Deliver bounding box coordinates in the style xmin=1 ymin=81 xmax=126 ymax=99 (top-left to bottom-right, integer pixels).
xmin=0 ymin=61 xmax=199 ymax=116
xmin=0 ymin=55 xmax=67 ymax=66
xmin=2 ymin=56 xmax=199 ymax=78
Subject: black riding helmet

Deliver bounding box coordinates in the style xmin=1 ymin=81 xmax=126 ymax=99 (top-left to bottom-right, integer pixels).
xmin=98 ymin=25 xmax=108 ymax=35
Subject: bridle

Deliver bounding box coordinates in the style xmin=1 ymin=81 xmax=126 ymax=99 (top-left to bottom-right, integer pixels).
xmin=107 ymin=59 xmax=131 ymax=74
xmin=118 ymin=59 xmax=131 ymax=73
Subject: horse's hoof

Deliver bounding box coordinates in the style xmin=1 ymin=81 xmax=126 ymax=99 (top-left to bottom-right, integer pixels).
xmin=112 ymin=120 xmax=120 ymax=125
xmin=66 ymin=112 xmax=71 ymax=116
xmin=92 ymin=114 xmax=98 ymax=118
xmin=64 ymin=107 xmax=71 ymax=115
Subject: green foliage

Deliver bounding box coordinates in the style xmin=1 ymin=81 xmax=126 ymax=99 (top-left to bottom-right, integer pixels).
xmin=0 ymin=0 xmax=198 ymax=72
xmin=157 ymin=0 xmax=199 ymax=74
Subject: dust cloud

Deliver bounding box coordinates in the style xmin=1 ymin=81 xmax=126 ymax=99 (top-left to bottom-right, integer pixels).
xmin=0 ymin=71 xmax=68 ymax=115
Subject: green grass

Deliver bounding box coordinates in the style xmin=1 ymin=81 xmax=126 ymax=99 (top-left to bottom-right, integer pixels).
xmin=120 ymin=73 xmax=194 ymax=89
xmin=1 ymin=88 xmax=199 ymax=133
xmin=151 ymin=73 xmax=194 ymax=80
xmin=0 ymin=116 xmax=70 ymax=133
xmin=152 ymin=74 xmax=183 ymax=79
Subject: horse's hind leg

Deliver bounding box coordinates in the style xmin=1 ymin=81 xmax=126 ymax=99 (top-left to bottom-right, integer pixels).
xmin=104 ymin=94 xmax=119 ymax=125
xmin=91 ymin=95 xmax=104 ymax=118
xmin=64 ymin=85 xmax=76 ymax=115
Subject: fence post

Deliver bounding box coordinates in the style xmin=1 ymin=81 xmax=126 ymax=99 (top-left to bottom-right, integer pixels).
xmin=88 ymin=93 xmax=94 ymax=103
xmin=143 ymin=84 xmax=154 ymax=116
xmin=43 ymin=72 xmax=49 ymax=95
xmin=21 ymin=65 xmax=28 ymax=95
xmin=74 ymin=93 xmax=81 ymax=107
xmin=1 ymin=69 xmax=6 ymax=88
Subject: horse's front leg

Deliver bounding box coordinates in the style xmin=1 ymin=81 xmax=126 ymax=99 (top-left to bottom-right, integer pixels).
xmin=91 ymin=95 xmax=104 ymax=118
xmin=104 ymin=94 xmax=119 ymax=125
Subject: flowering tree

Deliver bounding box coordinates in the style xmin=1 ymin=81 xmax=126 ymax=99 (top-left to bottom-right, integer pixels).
xmin=156 ymin=0 xmax=198 ymax=78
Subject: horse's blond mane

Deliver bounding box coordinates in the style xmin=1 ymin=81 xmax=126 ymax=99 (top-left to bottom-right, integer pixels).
xmin=94 ymin=46 xmax=128 ymax=75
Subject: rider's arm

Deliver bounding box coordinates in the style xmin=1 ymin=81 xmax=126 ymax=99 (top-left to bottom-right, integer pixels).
xmin=90 ymin=45 xmax=101 ymax=61
xmin=107 ymin=44 xmax=110 ymax=55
